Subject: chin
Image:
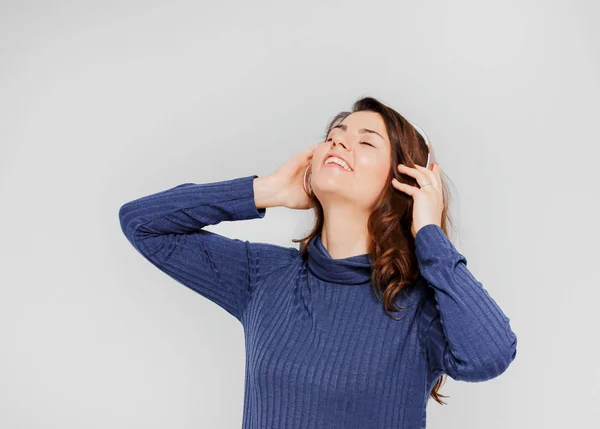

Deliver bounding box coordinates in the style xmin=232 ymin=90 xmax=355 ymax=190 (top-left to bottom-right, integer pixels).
xmin=316 ymin=168 xmax=350 ymax=182
xmin=313 ymin=177 xmax=354 ymax=200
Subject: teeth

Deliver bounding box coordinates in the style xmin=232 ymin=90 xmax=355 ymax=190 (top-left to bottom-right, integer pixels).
xmin=325 ymin=156 xmax=352 ymax=171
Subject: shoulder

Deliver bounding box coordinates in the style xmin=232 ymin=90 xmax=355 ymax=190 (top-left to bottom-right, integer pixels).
xmin=388 ymin=274 xmax=435 ymax=323
xmin=247 ymin=241 xmax=301 ymax=284
xmin=248 ymin=241 xmax=299 ymax=262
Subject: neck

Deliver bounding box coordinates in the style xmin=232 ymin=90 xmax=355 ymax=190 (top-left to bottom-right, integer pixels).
xmin=320 ymin=201 xmax=370 ymax=259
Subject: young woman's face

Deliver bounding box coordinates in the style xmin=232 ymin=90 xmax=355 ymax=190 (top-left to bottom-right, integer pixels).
xmin=312 ymin=111 xmax=392 ymax=210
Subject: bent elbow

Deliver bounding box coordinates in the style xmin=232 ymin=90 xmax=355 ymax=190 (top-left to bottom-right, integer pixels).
xmin=448 ymin=335 xmax=518 ymax=382
xmin=118 ymin=202 xmax=135 ymax=240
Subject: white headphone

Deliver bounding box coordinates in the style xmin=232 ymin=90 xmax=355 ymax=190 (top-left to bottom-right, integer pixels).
xmin=407 ymin=120 xmax=434 ymax=170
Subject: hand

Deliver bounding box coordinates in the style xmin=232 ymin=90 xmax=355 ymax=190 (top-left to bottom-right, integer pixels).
xmin=269 ymin=143 xmax=320 ymax=210
xmin=391 ymin=162 xmax=443 ymax=238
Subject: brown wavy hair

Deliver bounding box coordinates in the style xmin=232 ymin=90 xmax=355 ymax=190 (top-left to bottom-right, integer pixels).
xmin=292 ymin=96 xmax=457 ymax=405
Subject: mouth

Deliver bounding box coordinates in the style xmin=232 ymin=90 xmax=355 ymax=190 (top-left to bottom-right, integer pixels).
xmin=323 ymin=155 xmax=353 ymax=172
xmin=323 ymin=162 xmax=352 ymax=172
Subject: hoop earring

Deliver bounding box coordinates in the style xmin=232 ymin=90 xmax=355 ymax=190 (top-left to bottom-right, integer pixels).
xmin=303 ymin=164 xmax=312 ymax=195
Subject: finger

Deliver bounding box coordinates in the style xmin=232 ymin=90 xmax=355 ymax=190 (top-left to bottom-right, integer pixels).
xmin=308 ymin=142 xmax=320 ymax=156
xmin=304 ymin=143 xmax=318 ymax=154
xmin=391 ymin=178 xmax=418 ymax=196
xmin=432 ymin=163 xmax=442 ymax=185
xmin=398 ymin=163 xmax=431 ymax=188
xmin=416 ymin=163 xmax=442 ymax=189
xmin=414 ymin=163 xmax=437 ymax=179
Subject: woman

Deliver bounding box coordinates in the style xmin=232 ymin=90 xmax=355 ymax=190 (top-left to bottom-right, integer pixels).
xmin=118 ymin=96 xmax=517 ymax=428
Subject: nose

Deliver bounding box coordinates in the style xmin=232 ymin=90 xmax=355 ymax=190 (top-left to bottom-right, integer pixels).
xmin=331 ymin=137 xmax=350 ymax=151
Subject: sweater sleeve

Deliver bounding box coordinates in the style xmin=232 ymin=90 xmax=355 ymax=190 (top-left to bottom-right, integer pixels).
xmin=415 ymin=224 xmax=517 ymax=382
xmin=118 ymin=174 xmax=266 ymax=322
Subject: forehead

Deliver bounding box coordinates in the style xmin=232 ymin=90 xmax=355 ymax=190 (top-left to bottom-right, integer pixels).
xmin=332 ymin=111 xmax=389 ymax=141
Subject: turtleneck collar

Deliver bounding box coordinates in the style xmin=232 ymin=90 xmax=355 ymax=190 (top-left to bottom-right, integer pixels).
xmin=307 ymin=233 xmax=373 ymax=285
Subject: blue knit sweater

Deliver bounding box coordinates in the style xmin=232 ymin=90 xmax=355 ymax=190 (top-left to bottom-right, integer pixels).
xmin=118 ymin=174 xmax=517 ymax=429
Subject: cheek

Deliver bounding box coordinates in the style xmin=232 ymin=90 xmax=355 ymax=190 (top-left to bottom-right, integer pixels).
xmin=355 ymin=155 xmax=390 ymax=184
xmin=352 ymin=157 xmax=390 ymax=201
xmin=312 ymin=145 xmax=329 ymax=168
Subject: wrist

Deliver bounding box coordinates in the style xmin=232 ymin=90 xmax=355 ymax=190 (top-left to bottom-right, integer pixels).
xmin=253 ymin=175 xmax=284 ymax=209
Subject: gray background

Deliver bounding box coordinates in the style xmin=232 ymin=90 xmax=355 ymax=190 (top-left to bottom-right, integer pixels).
xmin=1 ymin=0 xmax=598 ymax=427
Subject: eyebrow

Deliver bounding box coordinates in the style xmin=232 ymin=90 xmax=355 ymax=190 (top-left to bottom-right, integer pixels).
xmin=329 ymin=123 xmax=384 ymax=140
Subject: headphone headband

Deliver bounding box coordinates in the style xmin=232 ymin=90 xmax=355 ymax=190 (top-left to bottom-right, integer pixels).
xmin=407 ymin=120 xmax=434 ymax=169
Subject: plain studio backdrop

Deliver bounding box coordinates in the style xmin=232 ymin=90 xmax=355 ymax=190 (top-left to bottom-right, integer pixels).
xmin=1 ymin=0 xmax=598 ymax=428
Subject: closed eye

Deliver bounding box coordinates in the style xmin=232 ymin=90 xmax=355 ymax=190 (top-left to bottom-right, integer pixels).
xmin=326 ymin=137 xmax=374 ymax=147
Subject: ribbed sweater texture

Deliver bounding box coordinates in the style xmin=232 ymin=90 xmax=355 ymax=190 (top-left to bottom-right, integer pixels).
xmin=118 ymin=174 xmax=517 ymax=429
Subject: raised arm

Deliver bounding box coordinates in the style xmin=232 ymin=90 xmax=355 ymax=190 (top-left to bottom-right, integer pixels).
xmin=415 ymin=224 xmax=518 ymax=382
xmin=118 ymin=175 xmax=281 ymax=322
